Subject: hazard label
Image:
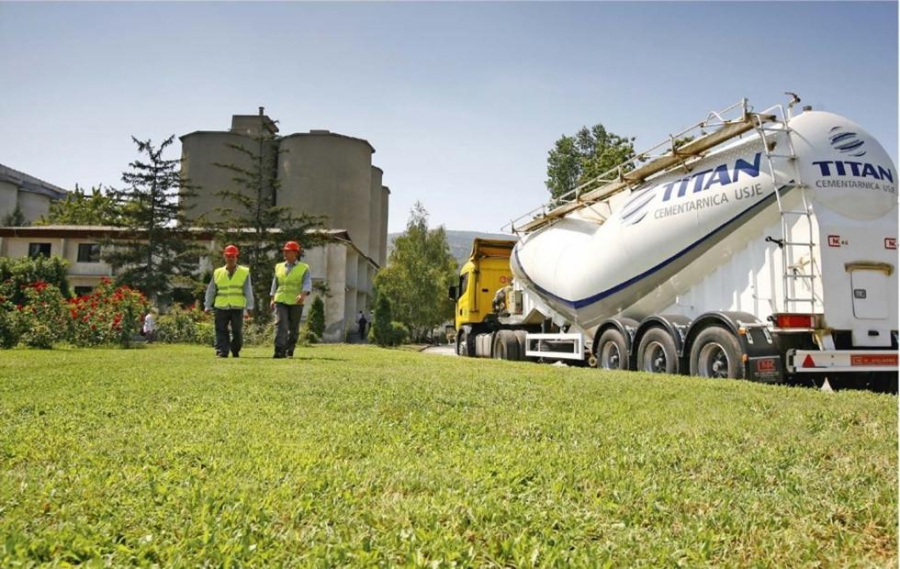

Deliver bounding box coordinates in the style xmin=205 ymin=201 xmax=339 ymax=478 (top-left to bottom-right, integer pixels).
xmin=851 ymin=354 xmax=898 ymax=366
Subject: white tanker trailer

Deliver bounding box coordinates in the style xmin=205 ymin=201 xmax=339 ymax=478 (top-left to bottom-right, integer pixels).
xmin=453 ymin=97 xmax=898 ymax=389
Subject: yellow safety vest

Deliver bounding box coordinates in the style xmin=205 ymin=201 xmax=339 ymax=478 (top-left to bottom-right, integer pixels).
xmin=213 ymin=265 xmax=250 ymax=309
xmin=274 ymin=262 xmax=308 ymax=305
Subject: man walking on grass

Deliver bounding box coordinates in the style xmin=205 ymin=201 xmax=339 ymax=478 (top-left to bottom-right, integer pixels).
xmin=204 ymin=244 xmax=254 ymax=358
xmin=270 ymin=240 xmax=311 ymax=358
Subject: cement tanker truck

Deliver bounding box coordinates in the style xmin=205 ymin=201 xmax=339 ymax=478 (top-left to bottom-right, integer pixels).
xmin=449 ymin=97 xmax=898 ymax=389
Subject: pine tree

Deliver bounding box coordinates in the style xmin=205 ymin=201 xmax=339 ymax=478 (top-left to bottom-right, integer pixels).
xmin=103 ymin=136 xmax=202 ymax=303
xmin=212 ymin=129 xmax=325 ymax=322
xmin=307 ymin=296 xmax=325 ymax=340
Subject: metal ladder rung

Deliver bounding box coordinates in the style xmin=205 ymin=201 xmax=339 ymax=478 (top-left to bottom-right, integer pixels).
xmin=766 ymin=154 xmax=797 ymax=159
xmin=785 ymin=274 xmax=815 ymax=279
xmin=779 ymin=210 xmax=812 ymax=215
xmin=786 ymin=297 xmax=816 ymax=302
xmin=782 ymin=240 xmax=815 ymax=246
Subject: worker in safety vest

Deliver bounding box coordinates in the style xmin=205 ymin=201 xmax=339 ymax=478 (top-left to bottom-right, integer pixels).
xmin=204 ymin=244 xmax=254 ymax=358
xmin=270 ymin=240 xmax=311 ymax=358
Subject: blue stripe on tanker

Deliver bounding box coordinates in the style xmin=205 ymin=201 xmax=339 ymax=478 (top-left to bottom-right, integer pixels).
xmin=514 ymin=186 xmax=788 ymax=310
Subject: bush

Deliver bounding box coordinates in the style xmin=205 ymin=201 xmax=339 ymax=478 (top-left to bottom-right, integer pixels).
xmin=157 ymin=305 xmax=209 ymax=344
xmin=17 ymin=281 xmax=69 ymax=349
xmin=243 ymin=318 xmax=274 ymax=346
xmin=297 ymin=324 xmax=318 ymax=346
xmin=68 ymin=279 xmax=148 ymax=348
xmin=0 ymin=277 xmax=147 ymax=349
xmin=0 ymin=281 xmax=22 ymax=348
xmin=389 ymin=322 xmax=410 ymax=346
xmin=0 ymin=256 xmax=71 ymax=304
xmin=370 ymin=295 xmax=394 ymax=347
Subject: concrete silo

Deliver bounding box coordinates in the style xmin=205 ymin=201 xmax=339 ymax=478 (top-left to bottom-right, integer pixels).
xmin=180 ymin=111 xmax=279 ymax=224
xmin=379 ymin=186 xmax=390 ymax=267
xmin=277 ymin=131 xmax=373 ymax=255
xmin=277 ymin=130 xmax=373 ymax=318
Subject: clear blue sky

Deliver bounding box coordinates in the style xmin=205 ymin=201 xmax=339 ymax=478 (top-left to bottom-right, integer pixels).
xmin=1 ymin=2 xmax=896 ymax=234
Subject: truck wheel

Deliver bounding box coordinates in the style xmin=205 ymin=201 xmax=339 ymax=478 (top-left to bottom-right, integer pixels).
xmin=596 ymin=328 xmax=629 ymax=370
xmin=689 ymin=326 xmax=744 ymax=379
xmin=637 ymin=327 xmax=679 ymax=374
xmin=513 ymin=330 xmax=528 ymax=361
xmin=456 ymin=328 xmax=470 ymax=357
xmin=493 ymin=330 xmax=520 ymax=361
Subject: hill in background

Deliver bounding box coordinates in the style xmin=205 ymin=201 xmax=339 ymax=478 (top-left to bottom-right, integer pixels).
xmin=387 ymin=229 xmax=516 ymax=266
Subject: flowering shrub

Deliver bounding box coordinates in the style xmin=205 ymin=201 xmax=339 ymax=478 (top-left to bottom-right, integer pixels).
xmin=0 ymin=278 xmax=147 ymax=349
xmin=16 ymin=281 xmax=69 ymax=349
xmin=68 ymin=279 xmax=148 ymax=348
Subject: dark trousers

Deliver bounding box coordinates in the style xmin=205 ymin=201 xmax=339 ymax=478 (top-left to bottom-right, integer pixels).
xmin=274 ymin=303 xmax=303 ymax=355
xmin=214 ymin=308 xmax=244 ymax=356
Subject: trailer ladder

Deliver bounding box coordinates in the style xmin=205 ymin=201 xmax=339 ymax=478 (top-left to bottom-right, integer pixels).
xmin=506 ymin=99 xmax=777 ymax=235
xmin=752 ymin=101 xmax=820 ymax=314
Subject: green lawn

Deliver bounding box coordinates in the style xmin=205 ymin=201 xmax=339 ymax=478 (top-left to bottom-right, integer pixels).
xmin=0 ymin=345 xmax=896 ymax=567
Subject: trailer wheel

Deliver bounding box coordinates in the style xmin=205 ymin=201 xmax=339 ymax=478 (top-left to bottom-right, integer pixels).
xmin=637 ymin=327 xmax=679 ymax=374
xmin=689 ymin=326 xmax=744 ymax=379
xmin=493 ymin=330 xmax=520 ymax=361
xmin=596 ymin=328 xmax=629 ymax=370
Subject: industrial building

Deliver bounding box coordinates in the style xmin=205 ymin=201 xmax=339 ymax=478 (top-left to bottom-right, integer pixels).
xmin=0 ymin=163 xmax=68 ymax=224
xmin=180 ymin=109 xmax=390 ymax=340
xmin=0 ymin=225 xmax=374 ymax=342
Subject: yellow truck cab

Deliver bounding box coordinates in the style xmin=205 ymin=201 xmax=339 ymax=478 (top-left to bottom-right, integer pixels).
xmin=448 ymin=239 xmax=516 ymax=355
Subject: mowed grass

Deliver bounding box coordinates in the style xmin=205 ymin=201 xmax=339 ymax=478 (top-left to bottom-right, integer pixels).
xmin=0 ymin=345 xmax=896 ymax=567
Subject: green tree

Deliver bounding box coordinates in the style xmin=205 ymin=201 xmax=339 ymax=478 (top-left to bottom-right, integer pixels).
xmin=211 ymin=130 xmax=325 ymax=322
xmin=103 ymin=136 xmax=202 ymax=303
xmin=369 ymin=293 xmax=394 ymax=347
xmin=36 ymin=185 xmax=125 ymax=226
xmin=546 ymin=124 xmax=636 ymax=200
xmin=373 ymin=202 xmax=457 ymax=342
xmin=308 ymin=295 xmax=325 ymax=340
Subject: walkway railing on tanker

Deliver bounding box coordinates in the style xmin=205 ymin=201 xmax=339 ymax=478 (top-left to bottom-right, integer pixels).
xmin=504 ymin=98 xmax=777 ymax=235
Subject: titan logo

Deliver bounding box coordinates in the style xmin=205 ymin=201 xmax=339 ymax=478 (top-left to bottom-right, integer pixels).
xmin=621 ymin=153 xmax=762 ymax=225
xmin=828 ymin=126 xmax=866 ymax=157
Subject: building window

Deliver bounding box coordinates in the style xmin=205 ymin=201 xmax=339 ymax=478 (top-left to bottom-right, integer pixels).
xmin=73 ymin=286 xmax=93 ymax=297
xmin=28 ymin=243 xmax=51 ymax=258
xmin=77 ymin=243 xmax=101 ymax=263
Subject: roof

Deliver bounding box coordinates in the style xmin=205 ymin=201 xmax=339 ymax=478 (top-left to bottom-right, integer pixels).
xmin=0 ymin=163 xmax=68 ymax=200
xmin=280 ymin=131 xmax=376 ymax=154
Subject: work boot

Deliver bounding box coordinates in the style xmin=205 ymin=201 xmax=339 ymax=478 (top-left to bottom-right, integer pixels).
xmin=273 ymin=351 xmax=285 ymax=359
xmin=232 ymin=351 xmax=240 ymax=358
xmin=215 ymin=352 xmax=227 ymax=358
xmin=287 ymin=348 xmax=294 ymax=358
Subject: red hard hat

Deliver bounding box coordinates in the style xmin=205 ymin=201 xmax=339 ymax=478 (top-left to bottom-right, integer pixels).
xmin=283 ymin=241 xmax=301 ymax=252
xmin=223 ymin=244 xmax=239 ymax=257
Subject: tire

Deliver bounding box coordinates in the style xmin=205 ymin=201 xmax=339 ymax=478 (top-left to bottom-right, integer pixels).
xmin=637 ymin=327 xmax=680 ymax=374
xmin=513 ymin=330 xmax=528 ymax=361
xmin=689 ymin=326 xmax=744 ymax=379
xmin=492 ymin=330 xmax=520 ymax=361
xmin=596 ymin=328 xmax=629 ymax=370
xmin=456 ymin=328 xmax=470 ymax=357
